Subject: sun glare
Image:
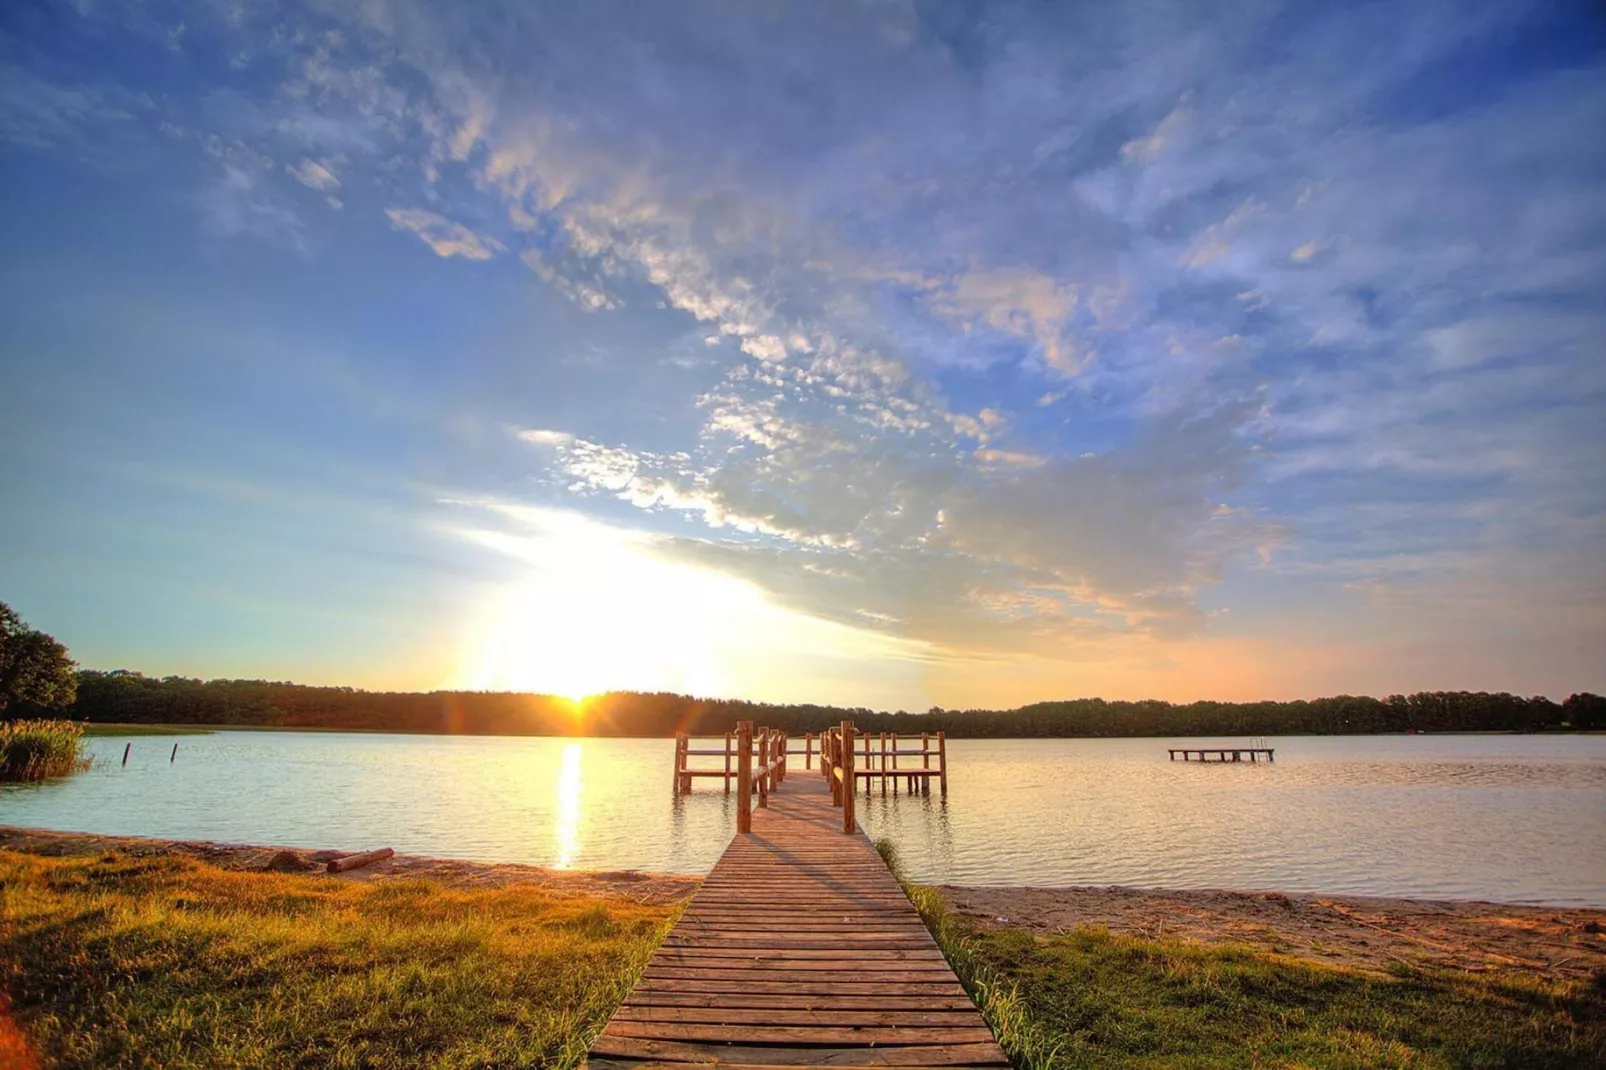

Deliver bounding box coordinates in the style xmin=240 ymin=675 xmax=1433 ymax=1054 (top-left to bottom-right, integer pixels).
xmin=450 ymin=505 xmax=930 ymax=705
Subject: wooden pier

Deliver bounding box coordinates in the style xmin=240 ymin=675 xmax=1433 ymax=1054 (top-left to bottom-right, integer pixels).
xmin=590 ymin=722 xmax=1002 ymax=1069
xmin=673 ymin=728 xmax=948 ymax=798
xmin=1168 ymin=747 xmax=1275 ymax=763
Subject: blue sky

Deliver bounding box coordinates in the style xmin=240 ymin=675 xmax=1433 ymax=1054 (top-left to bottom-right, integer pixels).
xmin=1 ymin=0 xmax=1602 ymax=708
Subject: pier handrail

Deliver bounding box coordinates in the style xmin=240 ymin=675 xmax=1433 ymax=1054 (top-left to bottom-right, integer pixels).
xmin=674 ymin=721 xmax=945 ymax=834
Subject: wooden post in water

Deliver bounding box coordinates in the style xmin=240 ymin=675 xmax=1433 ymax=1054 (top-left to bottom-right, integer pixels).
xmin=937 ymin=731 xmax=948 ymax=797
xmin=671 ymin=732 xmax=685 ymax=796
xmin=736 ymin=721 xmax=753 ymax=833
xmin=170 ymin=743 xmax=178 ymax=763
xmin=922 ymin=733 xmax=930 ymax=795
xmin=841 ymin=721 xmax=856 ymax=834
xmin=805 ymin=732 xmax=814 ymax=769
xmin=122 ymin=743 xmax=130 ymax=766
xmin=723 ymin=732 xmax=732 ymax=794
xmin=891 ymin=732 xmax=899 ymax=795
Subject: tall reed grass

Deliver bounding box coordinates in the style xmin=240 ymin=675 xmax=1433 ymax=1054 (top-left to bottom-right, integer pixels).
xmin=0 ymin=719 xmax=89 ymax=781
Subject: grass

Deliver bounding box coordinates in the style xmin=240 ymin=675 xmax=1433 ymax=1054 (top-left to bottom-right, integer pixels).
xmin=0 ymin=719 xmax=90 ymax=782
xmin=81 ymin=723 xmax=216 ymax=737
xmin=876 ymin=840 xmax=1606 ymax=1070
xmin=0 ymin=849 xmax=678 ymax=1069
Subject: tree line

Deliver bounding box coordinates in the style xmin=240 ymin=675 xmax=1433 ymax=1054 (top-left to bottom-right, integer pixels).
xmin=56 ymin=669 xmax=1606 ymax=737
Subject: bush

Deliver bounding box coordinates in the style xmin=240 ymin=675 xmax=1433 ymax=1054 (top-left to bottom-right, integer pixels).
xmin=0 ymin=719 xmax=89 ymax=781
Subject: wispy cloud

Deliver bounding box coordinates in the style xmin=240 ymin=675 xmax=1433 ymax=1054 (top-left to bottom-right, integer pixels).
xmin=384 ymin=207 xmax=504 ymax=260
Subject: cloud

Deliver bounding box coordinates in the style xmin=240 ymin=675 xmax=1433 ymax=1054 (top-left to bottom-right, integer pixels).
xmin=385 ymin=207 xmax=505 ymax=260
xmin=18 ymin=0 xmax=1602 ymax=698
xmin=286 ymin=157 xmax=339 ymax=190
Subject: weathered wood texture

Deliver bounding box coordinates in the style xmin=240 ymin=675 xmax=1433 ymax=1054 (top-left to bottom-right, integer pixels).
xmin=589 ymin=774 xmax=1005 ymax=1068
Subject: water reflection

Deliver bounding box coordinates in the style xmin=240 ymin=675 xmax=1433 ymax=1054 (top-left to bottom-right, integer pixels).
xmin=553 ymin=743 xmax=583 ymax=868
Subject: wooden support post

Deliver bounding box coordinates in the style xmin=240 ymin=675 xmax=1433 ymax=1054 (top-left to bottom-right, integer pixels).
xmin=170 ymin=743 xmax=178 ymax=763
xmin=736 ymin=721 xmax=753 ymax=833
xmin=122 ymin=743 xmax=131 ymax=766
xmin=891 ymin=732 xmax=899 ymax=795
xmin=723 ymin=732 xmax=732 ymax=794
xmin=841 ymin=721 xmax=855 ymax=834
xmin=757 ymin=729 xmax=769 ymax=809
xmin=937 ymin=731 xmax=948 ymax=797
xmin=806 ymin=732 xmax=814 ymax=769
xmin=671 ymin=732 xmax=684 ymax=795
xmin=922 ymin=733 xmax=930 ymax=796
xmin=863 ymin=730 xmax=872 ymax=796
xmin=884 ymin=732 xmax=892 ymax=796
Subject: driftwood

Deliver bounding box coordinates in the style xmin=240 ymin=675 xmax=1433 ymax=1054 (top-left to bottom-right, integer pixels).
xmin=326 ymin=847 xmax=395 ymax=873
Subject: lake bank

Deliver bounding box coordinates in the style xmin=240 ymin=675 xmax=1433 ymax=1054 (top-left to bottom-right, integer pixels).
xmin=6 ymin=826 xmax=1602 ymax=984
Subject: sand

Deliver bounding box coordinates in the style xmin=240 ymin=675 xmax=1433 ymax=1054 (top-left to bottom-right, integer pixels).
xmin=5 ymin=826 xmax=1601 ymax=979
xmin=938 ymin=884 xmax=1606 ymax=980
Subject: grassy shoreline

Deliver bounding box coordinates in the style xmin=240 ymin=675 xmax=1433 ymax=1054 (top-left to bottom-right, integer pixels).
xmin=880 ymin=842 xmax=1606 ymax=1069
xmin=0 ymin=849 xmax=677 ymax=1068
xmin=4 ymin=833 xmax=1603 ymax=1068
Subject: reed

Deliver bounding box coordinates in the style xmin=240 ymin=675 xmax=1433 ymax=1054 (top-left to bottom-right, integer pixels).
xmin=0 ymin=719 xmax=89 ymax=782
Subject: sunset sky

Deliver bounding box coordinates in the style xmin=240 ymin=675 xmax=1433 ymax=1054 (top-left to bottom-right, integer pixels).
xmin=1 ymin=0 xmax=1602 ymax=709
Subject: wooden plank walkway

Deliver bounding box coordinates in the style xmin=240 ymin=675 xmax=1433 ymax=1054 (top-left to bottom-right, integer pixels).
xmin=588 ymin=774 xmax=1008 ymax=1069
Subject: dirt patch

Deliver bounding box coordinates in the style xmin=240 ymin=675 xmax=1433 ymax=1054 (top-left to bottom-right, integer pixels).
xmin=938 ymin=884 xmax=1606 ymax=980
xmin=0 ymin=826 xmax=699 ymax=906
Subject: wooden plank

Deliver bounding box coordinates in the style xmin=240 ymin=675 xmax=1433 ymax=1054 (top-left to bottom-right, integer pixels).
xmin=589 ymin=1037 xmax=1011 ymax=1066
xmin=631 ymin=980 xmax=969 ymax=997
xmin=611 ymin=1008 xmax=985 ymax=1026
xmin=591 ymin=765 xmax=1006 ymax=1069
xmin=602 ymin=1022 xmax=997 ymax=1045
xmin=623 ymin=994 xmax=980 ymax=1011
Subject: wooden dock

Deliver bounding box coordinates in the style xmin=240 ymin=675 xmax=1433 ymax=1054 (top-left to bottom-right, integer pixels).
xmin=673 ymin=729 xmax=948 ymax=797
xmin=1168 ymin=747 xmax=1274 ymax=763
xmin=590 ymin=722 xmax=1005 ymax=1069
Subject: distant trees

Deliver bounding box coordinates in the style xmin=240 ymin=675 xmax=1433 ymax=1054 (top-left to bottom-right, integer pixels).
xmin=0 ymin=602 xmax=77 ymax=717
xmin=58 ymin=670 xmax=1600 ymax=738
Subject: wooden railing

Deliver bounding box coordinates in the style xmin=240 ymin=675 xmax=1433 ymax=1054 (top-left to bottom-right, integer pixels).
xmin=672 ymin=723 xmax=789 ymax=833
xmin=673 ymin=721 xmax=947 ymax=836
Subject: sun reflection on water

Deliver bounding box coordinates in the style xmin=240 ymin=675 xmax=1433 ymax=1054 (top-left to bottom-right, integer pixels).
xmin=554 ymin=743 xmax=583 ymax=868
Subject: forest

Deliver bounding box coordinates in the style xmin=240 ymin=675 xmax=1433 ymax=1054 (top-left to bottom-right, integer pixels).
xmin=58 ymin=670 xmax=1605 ymax=737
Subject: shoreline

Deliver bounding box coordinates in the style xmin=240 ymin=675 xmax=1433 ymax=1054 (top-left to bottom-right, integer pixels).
xmin=5 ymin=825 xmax=1601 ymax=981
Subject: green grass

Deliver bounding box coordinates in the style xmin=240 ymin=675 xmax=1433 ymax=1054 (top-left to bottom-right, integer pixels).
xmin=0 ymin=849 xmax=678 ymax=1069
xmin=0 ymin=719 xmax=90 ymax=781
xmin=876 ymin=840 xmax=1606 ymax=1070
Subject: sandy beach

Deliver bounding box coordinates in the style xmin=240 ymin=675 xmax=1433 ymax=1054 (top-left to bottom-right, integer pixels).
xmin=5 ymin=826 xmax=1601 ymax=982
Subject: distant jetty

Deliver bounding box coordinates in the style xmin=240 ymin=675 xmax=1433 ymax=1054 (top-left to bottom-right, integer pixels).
xmin=1169 ymin=747 xmax=1275 ymax=763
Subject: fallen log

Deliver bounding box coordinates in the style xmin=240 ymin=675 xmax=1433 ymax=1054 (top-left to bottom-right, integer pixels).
xmin=326 ymin=847 xmax=395 ymax=873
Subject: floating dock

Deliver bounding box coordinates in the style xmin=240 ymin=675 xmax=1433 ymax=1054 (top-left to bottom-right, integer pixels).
xmin=590 ymin=722 xmax=1004 ymax=1069
xmin=1168 ymin=747 xmax=1275 ymax=763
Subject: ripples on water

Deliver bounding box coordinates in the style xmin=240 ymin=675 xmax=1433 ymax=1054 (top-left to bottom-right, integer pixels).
xmin=2 ymin=733 xmax=1601 ymax=906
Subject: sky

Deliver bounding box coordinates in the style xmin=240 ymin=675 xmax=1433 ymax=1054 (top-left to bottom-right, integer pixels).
xmin=0 ymin=0 xmax=1602 ymax=710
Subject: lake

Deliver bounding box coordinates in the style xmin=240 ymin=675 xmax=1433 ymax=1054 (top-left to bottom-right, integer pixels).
xmin=3 ymin=732 xmax=1602 ymax=906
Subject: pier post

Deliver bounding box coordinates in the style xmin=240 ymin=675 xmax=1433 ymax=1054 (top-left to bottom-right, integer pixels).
xmin=122 ymin=742 xmax=131 ymax=767
xmin=841 ymin=721 xmax=856 ymax=834
xmin=724 ymin=732 xmax=732 ymax=794
xmin=922 ymin=733 xmax=930 ymax=795
xmin=757 ymin=729 xmax=770 ymax=809
xmin=937 ymin=731 xmax=947 ymax=797
xmin=736 ymin=721 xmax=753 ymax=833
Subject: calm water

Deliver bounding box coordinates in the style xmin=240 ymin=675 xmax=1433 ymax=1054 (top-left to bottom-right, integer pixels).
xmin=3 ymin=733 xmax=1603 ymax=906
